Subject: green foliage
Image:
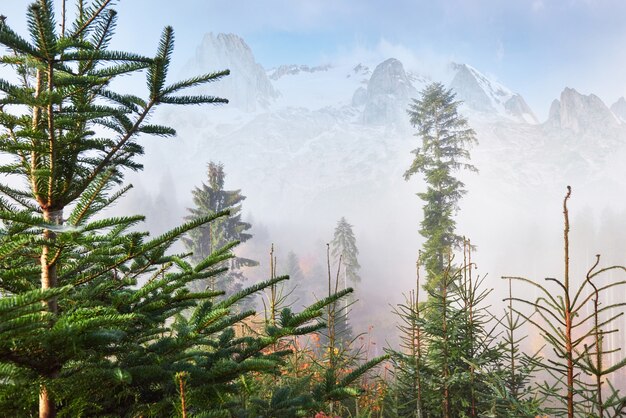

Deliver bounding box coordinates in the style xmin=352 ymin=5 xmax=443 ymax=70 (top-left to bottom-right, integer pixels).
xmin=0 ymin=2 xmax=356 ymax=416
xmin=389 ymin=250 xmax=514 ymax=418
xmin=404 ymin=82 xmax=477 ymax=290
xmin=395 ymin=84 xmax=506 ymax=417
xmin=285 ymin=251 xmax=310 ymax=309
xmin=322 ymin=219 xmax=361 ymax=349
xmin=484 ymin=277 xmax=546 ymax=417
xmin=506 ymin=187 xmax=626 ymax=418
xmin=183 ymin=161 xmax=258 ymax=295
xmin=422 ymin=254 xmax=501 ymax=418
xmin=231 ymin=244 xmax=388 ymax=418
xmin=331 ymin=217 xmax=361 ymax=286
xmin=387 ymin=281 xmax=425 ymax=418
xmin=245 ymin=384 xmax=315 ymax=417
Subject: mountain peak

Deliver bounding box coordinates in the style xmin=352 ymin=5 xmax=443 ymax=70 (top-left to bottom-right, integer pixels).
xmin=206 ymin=33 xmax=250 ymax=51
xmin=185 ymin=32 xmax=277 ymax=112
xmin=268 ymin=64 xmax=331 ymax=81
xmin=367 ymin=59 xmax=409 ymax=94
xmin=547 ymin=88 xmax=619 ymax=133
xmin=611 ymin=97 xmax=626 ymax=123
xmin=449 ymin=63 xmax=537 ymax=124
xmin=361 ymin=58 xmax=417 ymax=126
xmin=450 ymin=63 xmax=501 ymax=113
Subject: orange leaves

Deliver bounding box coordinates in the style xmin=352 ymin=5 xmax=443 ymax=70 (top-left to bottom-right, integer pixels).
xmin=314 ymin=412 xmax=341 ymax=418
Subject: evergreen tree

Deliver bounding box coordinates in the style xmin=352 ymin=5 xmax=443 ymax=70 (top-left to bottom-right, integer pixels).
xmin=331 ymin=217 xmax=361 ymax=286
xmin=443 ymin=242 xmax=501 ymax=418
xmin=329 ymin=217 xmax=360 ymax=347
xmin=0 ymin=1 xmax=228 ymax=414
xmin=486 ymin=277 xmax=545 ymax=417
xmin=285 ymin=250 xmax=308 ymax=308
xmin=404 ymin=82 xmax=477 ymax=290
xmin=393 ymin=84 xmax=500 ymax=418
xmin=506 ymin=187 xmax=626 ymax=418
xmin=402 ymin=83 xmax=477 ymax=416
xmin=388 ymin=284 xmax=425 ymax=418
xmin=390 ymin=247 xmax=502 ymax=418
xmin=183 ymin=161 xmax=257 ymax=294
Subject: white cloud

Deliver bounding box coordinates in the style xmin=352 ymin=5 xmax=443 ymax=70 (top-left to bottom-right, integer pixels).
xmin=319 ymin=37 xmax=455 ymax=83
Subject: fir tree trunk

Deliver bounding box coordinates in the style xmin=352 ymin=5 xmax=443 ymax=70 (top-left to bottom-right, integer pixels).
xmin=39 ymin=385 xmax=55 ymax=418
xmin=415 ymin=258 xmax=423 ymax=418
xmin=442 ymin=271 xmax=450 ymax=418
xmin=413 ymin=293 xmax=423 ymax=418
xmin=39 ymin=61 xmax=61 ymax=413
xmin=466 ymin=239 xmax=477 ymax=418
xmin=41 ymin=209 xmax=62 ymax=313
xmin=508 ymin=277 xmax=517 ymax=400
xmin=40 ymin=208 xmax=62 ymax=418
xmin=590 ymin=272 xmax=604 ymax=418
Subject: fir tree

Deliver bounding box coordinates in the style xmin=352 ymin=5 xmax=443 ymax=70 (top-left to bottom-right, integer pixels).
xmin=285 ymin=250 xmax=308 ymax=309
xmin=0 ymin=2 xmax=229 ymax=414
xmin=331 ymin=217 xmax=361 ymax=287
xmin=486 ymin=277 xmax=545 ymax=417
xmin=183 ymin=161 xmax=257 ymax=294
xmin=388 ymin=257 xmax=426 ymax=418
xmin=404 ymin=82 xmax=477 ymax=290
xmin=447 ymin=241 xmax=502 ymax=418
xmin=506 ymin=187 xmax=626 ymax=418
xmin=329 ymin=217 xmax=360 ymax=348
xmin=312 ymin=245 xmax=388 ymax=416
xmin=391 ymin=247 xmax=501 ymax=418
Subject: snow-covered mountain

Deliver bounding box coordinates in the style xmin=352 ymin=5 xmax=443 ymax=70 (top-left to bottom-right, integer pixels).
xmin=155 ymin=32 xmax=626 ymax=219
xmin=184 ymin=33 xmax=278 ymax=111
xmin=610 ymin=97 xmax=626 ymax=123
xmin=449 ymin=63 xmax=538 ymax=124
xmin=269 ymin=64 xmax=331 ymax=80
xmin=360 ymin=58 xmax=420 ymax=127
xmin=546 ymin=87 xmax=621 ymax=134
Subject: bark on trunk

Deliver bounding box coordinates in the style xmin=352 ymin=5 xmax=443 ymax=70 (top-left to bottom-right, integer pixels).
xmin=41 ymin=209 xmax=61 ymax=312
xmin=40 ymin=208 xmax=62 ymax=418
xmin=39 ymin=381 xmax=56 ymax=418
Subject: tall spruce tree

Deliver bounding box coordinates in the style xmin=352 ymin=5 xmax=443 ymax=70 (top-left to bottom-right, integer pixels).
xmin=404 ymin=82 xmax=477 ymax=290
xmin=183 ymin=161 xmax=257 ymax=294
xmin=394 ymin=84 xmax=497 ymax=418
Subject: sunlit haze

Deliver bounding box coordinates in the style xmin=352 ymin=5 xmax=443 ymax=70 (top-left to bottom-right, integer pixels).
xmin=2 ymin=0 xmax=626 ymax=356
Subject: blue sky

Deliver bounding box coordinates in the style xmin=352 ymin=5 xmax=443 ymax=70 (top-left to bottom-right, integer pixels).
xmin=2 ymin=0 xmax=626 ymax=118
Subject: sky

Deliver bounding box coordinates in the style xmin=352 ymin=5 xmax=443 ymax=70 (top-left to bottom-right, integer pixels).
xmin=2 ymin=0 xmax=626 ymax=118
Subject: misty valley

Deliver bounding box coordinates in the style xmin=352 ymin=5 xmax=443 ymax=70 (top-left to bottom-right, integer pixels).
xmin=2 ymin=1 xmax=626 ymax=418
